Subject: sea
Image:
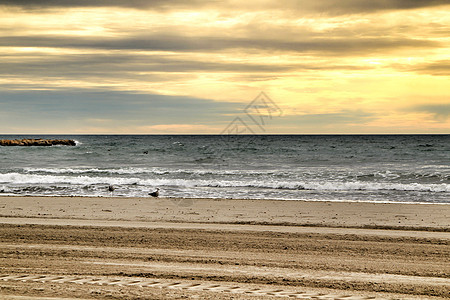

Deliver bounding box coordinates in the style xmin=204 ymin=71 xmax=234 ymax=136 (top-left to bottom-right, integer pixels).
xmin=0 ymin=135 xmax=449 ymax=204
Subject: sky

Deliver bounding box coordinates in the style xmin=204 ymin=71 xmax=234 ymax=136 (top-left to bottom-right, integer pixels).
xmin=0 ymin=0 xmax=449 ymax=134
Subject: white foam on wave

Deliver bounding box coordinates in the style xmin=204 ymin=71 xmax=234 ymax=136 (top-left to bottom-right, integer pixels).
xmin=202 ymin=180 xmax=450 ymax=193
xmin=0 ymin=172 xmax=201 ymax=188
xmin=1 ymin=172 xmax=449 ymax=193
xmin=22 ymin=167 xmax=287 ymax=176
xmin=0 ymin=172 xmax=134 ymax=185
xmin=21 ymin=167 xmax=449 ymax=183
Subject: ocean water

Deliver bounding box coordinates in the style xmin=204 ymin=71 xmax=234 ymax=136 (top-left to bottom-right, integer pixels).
xmin=0 ymin=135 xmax=448 ymax=204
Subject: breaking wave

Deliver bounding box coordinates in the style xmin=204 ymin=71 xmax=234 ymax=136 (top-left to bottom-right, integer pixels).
xmin=1 ymin=172 xmax=448 ymax=193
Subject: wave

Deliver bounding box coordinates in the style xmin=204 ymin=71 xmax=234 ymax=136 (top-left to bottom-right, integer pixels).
xmin=20 ymin=167 xmax=449 ymax=183
xmin=0 ymin=172 xmax=149 ymax=186
xmin=24 ymin=167 xmax=149 ymax=175
xmin=21 ymin=167 xmax=286 ymax=176
xmin=1 ymin=172 xmax=448 ymax=193
xmin=209 ymin=181 xmax=449 ymax=193
xmin=354 ymin=171 xmax=449 ymax=182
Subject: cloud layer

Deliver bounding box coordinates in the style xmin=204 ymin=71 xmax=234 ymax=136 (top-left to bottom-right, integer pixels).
xmin=0 ymin=0 xmax=449 ymax=133
xmin=4 ymin=0 xmax=449 ymax=14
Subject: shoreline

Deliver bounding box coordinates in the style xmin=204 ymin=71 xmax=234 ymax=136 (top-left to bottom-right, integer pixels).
xmin=1 ymin=194 xmax=449 ymax=205
xmin=1 ymin=195 xmax=449 ymax=230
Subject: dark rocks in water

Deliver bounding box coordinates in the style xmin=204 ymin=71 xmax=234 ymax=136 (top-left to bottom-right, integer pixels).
xmin=0 ymin=139 xmax=76 ymax=146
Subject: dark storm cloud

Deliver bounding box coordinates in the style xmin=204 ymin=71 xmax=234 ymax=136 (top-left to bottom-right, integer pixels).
xmin=410 ymin=104 xmax=450 ymax=121
xmin=0 ymin=34 xmax=439 ymax=55
xmin=2 ymin=0 xmax=449 ymax=14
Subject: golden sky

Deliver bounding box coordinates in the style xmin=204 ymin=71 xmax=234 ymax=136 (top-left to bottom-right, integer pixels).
xmin=0 ymin=0 xmax=449 ymax=134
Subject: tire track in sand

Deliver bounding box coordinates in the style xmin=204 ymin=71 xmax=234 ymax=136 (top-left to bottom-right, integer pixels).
xmin=0 ymin=274 xmax=379 ymax=299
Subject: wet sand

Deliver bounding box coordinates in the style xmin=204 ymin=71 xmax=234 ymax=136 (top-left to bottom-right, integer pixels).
xmin=1 ymin=196 xmax=449 ymax=229
xmin=0 ymin=196 xmax=449 ymax=299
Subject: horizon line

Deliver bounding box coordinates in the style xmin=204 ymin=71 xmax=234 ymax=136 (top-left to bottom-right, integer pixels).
xmin=1 ymin=133 xmax=449 ymax=136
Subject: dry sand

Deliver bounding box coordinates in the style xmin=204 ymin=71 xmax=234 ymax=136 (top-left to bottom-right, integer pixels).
xmin=0 ymin=196 xmax=449 ymax=299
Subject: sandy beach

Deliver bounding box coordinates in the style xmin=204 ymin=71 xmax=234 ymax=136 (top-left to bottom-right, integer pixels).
xmin=0 ymin=196 xmax=449 ymax=299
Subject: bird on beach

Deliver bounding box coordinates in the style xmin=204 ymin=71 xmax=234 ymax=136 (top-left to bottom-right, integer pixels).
xmin=149 ymin=188 xmax=160 ymax=197
xmin=108 ymin=185 xmax=115 ymax=196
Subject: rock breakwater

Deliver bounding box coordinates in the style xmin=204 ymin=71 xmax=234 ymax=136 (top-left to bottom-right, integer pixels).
xmin=0 ymin=139 xmax=76 ymax=146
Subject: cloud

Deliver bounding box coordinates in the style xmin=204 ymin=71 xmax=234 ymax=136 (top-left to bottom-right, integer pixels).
xmin=279 ymin=0 xmax=450 ymax=15
xmin=0 ymin=0 xmax=208 ymax=11
xmin=410 ymin=104 xmax=450 ymax=121
xmin=403 ymin=60 xmax=450 ymax=76
xmin=0 ymin=53 xmax=374 ymax=81
xmin=0 ymin=34 xmax=439 ymax=56
xmin=2 ymin=0 xmax=449 ymax=15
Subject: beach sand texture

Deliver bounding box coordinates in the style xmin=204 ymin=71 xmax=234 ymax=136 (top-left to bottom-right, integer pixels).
xmin=0 ymin=196 xmax=449 ymax=299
